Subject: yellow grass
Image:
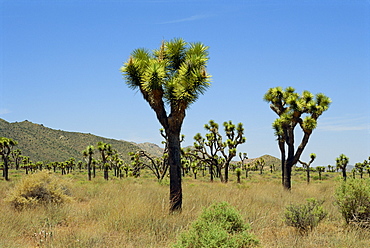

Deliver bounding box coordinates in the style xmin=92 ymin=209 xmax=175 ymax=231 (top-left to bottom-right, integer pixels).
xmin=0 ymin=170 xmax=369 ymax=247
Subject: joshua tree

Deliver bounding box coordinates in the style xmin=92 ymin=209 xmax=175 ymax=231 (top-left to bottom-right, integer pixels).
xmin=192 ymin=120 xmax=246 ymax=183
xmin=121 ymin=38 xmax=211 ymax=212
xmin=192 ymin=127 xmax=220 ymax=182
xmin=220 ymin=121 xmax=246 ymax=182
xmin=130 ymin=150 xmax=169 ymax=181
xmin=10 ymin=149 xmax=22 ymax=170
xmin=366 ymin=157 xmax=370 ymax=177
xmin=264 ymin=87 xmax=331 ymax=190
xmin=316 ymin=166 xmax=325 ymax=180
xmin=255 ymin=157 xmax=265 ymax=175
xmin=0 ymin=137 xmax=18 ymax=181
xmin=238 ymin=152 xmax=250 ymax=178
xmin=298 ymin=153 xmax=316 ymax=184
xmin=235 ymin=168 xmax=242 ymax=183
xmin=110 ymin=154 xmax=123 ymax=178
xmin=82 ymin=145 xmax=94 ymax=181
xmin=97 ymin=142 xmax=114 ymax=180
xmin=354 ymin=161 xmax=366 ymax=179
xmin=336 ymin=154 xmax=349 ymax=181
xmin=65 ymin=158 xmax=75 ymax=174
xmin=190 ymin=161 xmax=198 ymax=179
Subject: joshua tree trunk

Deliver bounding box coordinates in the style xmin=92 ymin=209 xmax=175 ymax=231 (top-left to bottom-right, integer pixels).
xmin=87 ymin=156 xmax=92 ymax=181
xmin=167 ymin=128 xmax=182 ymax=212
xmin=2 ymin=155 xmax=9 ymax=181
xmin=307 ymin=167 xmax=310 ymax=183
xmin=210 ymin=161 xmax=214 ymax=182
xmin=283 ymin=161 xmax=292 ymax=190
xmin=104 ymin=167 xmax=109 ymax=180
xmin=342 ymin=169 xmax=347 ymax=181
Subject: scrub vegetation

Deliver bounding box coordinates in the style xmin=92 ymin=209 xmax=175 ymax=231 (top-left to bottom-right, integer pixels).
xmin=1 ymin=169 xmax=369 ymax=248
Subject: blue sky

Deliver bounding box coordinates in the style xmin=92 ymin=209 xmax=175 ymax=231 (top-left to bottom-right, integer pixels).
xmin=1 ymin=0 xmax=369 ymax=166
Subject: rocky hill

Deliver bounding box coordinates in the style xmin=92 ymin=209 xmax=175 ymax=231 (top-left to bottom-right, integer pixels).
xmin=0 ymin=118 xmax=149 ymax=162
xmin=0 ymin=118 xmax=280 ymax=165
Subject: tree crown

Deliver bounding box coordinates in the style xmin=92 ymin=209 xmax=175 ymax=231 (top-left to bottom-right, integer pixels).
xmin=121 ymin=38 xmax=211 ymax=113
xmin=264 ymin=86 xmax=331 ymax=137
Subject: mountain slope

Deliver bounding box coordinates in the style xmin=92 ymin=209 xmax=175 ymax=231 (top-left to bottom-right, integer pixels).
xmin=130 ymin=142 xmax=164 ymax=157
xmin=0 ymin=119 xmax=280 ymax=166
xmin=0 ymin=119 xmax=143 ymax=162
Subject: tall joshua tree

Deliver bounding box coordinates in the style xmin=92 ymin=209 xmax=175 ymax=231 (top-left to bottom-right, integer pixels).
xmin=264 ymin=87 xmax=331 ymax=190
xmin=121 ymin=38 xmax=211 ymax=212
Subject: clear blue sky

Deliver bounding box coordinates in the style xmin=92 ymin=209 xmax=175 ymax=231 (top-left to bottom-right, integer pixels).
xmin=1 ymin=0 xmax=369 ymax=166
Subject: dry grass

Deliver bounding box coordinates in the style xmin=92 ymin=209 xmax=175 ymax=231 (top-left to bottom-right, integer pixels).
xmin=0 ymin=170 xmax=369 ymax=247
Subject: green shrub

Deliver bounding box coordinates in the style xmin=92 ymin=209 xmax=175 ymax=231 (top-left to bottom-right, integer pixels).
xmin=335 ymin=178 xmax=370 ymax=227
xmin=6 ymin=171 xmax=73 ymax=210
xmin=284 ymin=198 xmax=327 ymax=234
xmin=173 ymin=202 xmax=259 ymax=248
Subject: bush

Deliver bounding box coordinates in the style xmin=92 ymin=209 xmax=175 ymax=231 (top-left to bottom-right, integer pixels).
xmin=284 ymin=198 xmax=327 ymax=234
xmin=173 ymin=202 xmax=259 ymax=248
xmin=335 ymin=178 xmax=370 ymax=227
xmin=6 ymin=171 xmax=73 ymax=210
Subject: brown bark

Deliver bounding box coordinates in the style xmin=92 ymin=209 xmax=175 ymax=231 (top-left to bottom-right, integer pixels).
xmin=167 ymin=127 xmax=182 ymax=212
xmin=87 ymin=155 xmax=92 ymax=181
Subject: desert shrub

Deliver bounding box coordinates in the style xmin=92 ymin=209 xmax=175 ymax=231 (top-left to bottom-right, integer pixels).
xmin=6 ymin=171 xmax=73 ymax=210
xmin=335 ymin=178 xmax=370 ymax=227
xmin=173 ymin=202 xmax=259 ymax=248
xmin=284 ymin=198 xmax=327 ymax=234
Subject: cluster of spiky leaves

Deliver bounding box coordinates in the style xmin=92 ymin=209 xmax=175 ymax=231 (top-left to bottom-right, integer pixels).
xmin=263 ymin=86 xmax=331 ymax=138
xmin=121 ymin=38 xmax=211 ymax=112
xmin=0 ymin=137 xmax=18 ymax=155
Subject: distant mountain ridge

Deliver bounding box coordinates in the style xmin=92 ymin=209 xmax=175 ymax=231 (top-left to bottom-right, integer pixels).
xmin=0 ymin=118 xmax=280 ymax=165
xmin=0 ymin=118 xmax=156 ymax=162
xmin=129 ymin=142 xmax=164 ymax=157
xmin=246 ymin=154 xmax=281 ymax=167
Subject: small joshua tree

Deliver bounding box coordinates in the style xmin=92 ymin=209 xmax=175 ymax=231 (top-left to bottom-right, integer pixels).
xmin=316 ymin=166 xmax=325 ymax=180
xmin=255 ymin=157 xmax=265 ymax=175
xmin=336 ymin=154 xmax=349 ymax=181
xmin=298 ymin=153 xmax=316 ymax=184
xmin=235 ymin=168 xmax=242 ymax=183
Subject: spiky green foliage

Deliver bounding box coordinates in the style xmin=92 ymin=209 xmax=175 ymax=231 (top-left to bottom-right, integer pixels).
xmin=264 ymin=87 xmax=331 ymax=138
xmin=121 ymin=38 xmax=211 ymax=110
